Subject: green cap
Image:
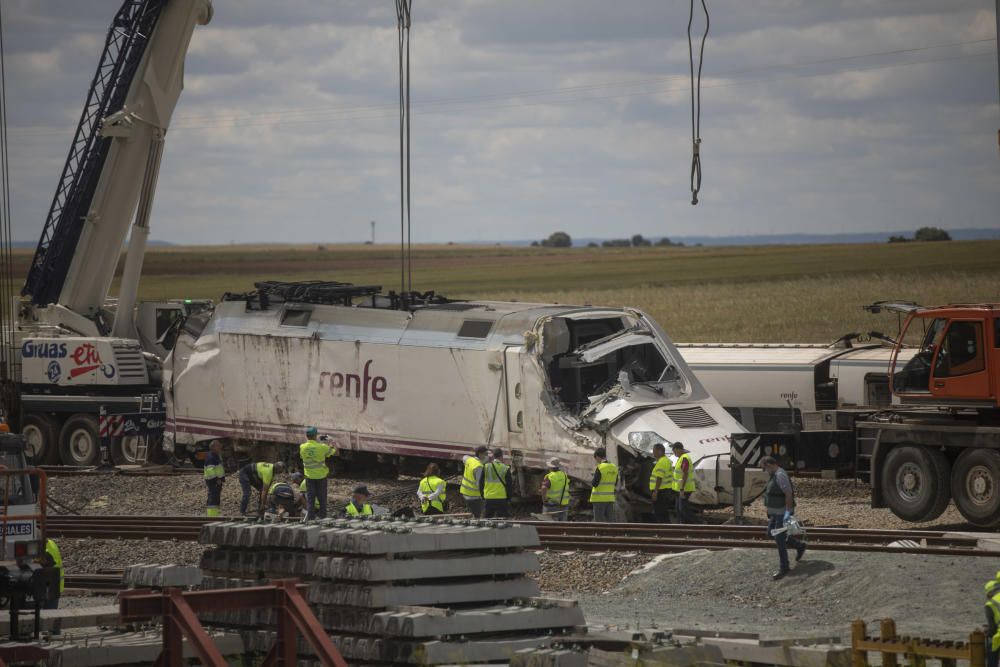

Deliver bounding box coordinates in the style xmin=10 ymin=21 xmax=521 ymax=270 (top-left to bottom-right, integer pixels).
xmin=306 ymin=426 xmax=318 ymax=438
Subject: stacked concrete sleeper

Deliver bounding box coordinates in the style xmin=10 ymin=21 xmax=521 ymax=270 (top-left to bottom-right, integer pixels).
xmin=198 ymin=516 xmax=587 ymax=665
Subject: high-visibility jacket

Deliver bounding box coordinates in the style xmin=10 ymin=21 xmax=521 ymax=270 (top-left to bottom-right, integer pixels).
xmin=346 ymin=502 xmax=373 ymax=517
xmin=461 ymin=457 xmax=483 ymax=498
xmin=299 ymin=439 xmax=336 ymax=479
xmin=987 ymin=591 xmax=1000 ymax=651
xmin=203 ymin=452 xmax=224 ymax=481
xmin=419 ymin=475 xmax=446 ymax=513
xmin=649 ymin=455 xmax=674 ymax=492
xmin=590 ymin=461 xmax=618 ymax=503
xmin=985 ymin=571 xmax=1000 ymax=598
xmin=544 ymin=470 xmax=569 ymax=506
xmin=253 ymin=462 xmax=277 ymax=487
xmin=46 ymin=539 xmax=64 ymax=593
xmin=483 ymin=461 xmax=510 ymax=500
xmin=673 ymin=453 xmax=696 ymax=493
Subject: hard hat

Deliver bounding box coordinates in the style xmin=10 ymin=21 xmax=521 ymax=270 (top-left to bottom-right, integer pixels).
xmin=306 ymin=426 xmax=318 ymax=438
xmin=353 ymin=485 xmax=370 ymax=496
xmin=547 ymin=457 xmax=561 ymax=468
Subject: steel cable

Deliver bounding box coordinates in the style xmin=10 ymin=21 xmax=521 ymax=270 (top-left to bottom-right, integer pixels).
xmin=687 ymin=0 xmax=709 ymax=205
xmin=396 ymin=0 xmax=413 ymax=296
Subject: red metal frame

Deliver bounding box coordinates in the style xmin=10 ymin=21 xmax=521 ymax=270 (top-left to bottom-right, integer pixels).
xmin=118 ymin=579 xmax=346 ymax=667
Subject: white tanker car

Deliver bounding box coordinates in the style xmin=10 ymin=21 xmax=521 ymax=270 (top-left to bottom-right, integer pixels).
xmin=163 ymin=281 xmax=765 ymax=516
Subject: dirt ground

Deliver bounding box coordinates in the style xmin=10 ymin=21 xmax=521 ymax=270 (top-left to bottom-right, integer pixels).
xmin=553 ymin=548 xmax=995 ymax=642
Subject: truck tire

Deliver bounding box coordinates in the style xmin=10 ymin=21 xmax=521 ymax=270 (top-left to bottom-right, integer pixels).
xmin=951 ymin=448 xmax=1000 ymax=528
xmin=58 ymin=414 xmax=101 ymax=466
xmin=111 ymin=435 xmax=141 ymax=466
xmin=21 ymin=414 xmax=61 ymax=465
xmin=879 ymin=445 xmax=951 ymax=522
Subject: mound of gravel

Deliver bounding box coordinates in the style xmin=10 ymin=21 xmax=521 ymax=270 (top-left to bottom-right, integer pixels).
xmin=59 ymin=538 xmax=208 ymax=574
xmin=530 ymin=551 xmax=653 ymax=593
xmin=571 ymin=548 xmax=994 ymax=640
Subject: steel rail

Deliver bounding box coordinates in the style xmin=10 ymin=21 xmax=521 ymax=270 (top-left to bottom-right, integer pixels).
xmin=46 ymin=515 xmax=992 ymax=557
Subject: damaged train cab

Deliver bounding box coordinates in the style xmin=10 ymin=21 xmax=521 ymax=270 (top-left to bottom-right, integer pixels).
xmin=164 ymin=281 xmax=765 ymax=516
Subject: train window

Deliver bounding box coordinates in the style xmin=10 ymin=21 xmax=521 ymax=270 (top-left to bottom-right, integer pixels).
xmin=752 ymin=408 xmax=802 ymax=432
xmin=934 ymin=320 xmax=985 ymax=378
xmin=458 ymin=320 xmax=493 ymax=339
xmin=281 ymin=309 xmax=311 ymax=327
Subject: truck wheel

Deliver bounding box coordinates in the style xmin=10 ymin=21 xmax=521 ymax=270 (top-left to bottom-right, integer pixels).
xmin=111 ymin=435 xmax=141 ymax=466
xmin=21 ymin=414 xmax=61 ymax=465
xmin=58 ymin=415 xmax=101 ymax=466
xmin=951 ymin=448 xmax=1000 ymax=528
xmin=880 ymin=445 xmax=951 ymax=522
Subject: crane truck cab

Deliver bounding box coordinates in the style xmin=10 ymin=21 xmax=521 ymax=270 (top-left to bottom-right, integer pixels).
xmin=890 ymin=303 xmax=999 ymax=409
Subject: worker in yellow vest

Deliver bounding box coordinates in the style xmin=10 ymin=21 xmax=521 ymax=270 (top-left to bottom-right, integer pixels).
xmin=589 ymin=447 xmax=618 ymax=523
xmin=460 ymin=446 xmax=489 ymax=518
xmin=41 ymin=538 xmax=63 ymax=609
xmin=417 ymin=463 xmax=447 ymax=515
xmin=986 ymin=572 xmax=1000 ymax=667
xmin=345 ymin=485 xmax=374 ymax=517
xmin=238 ymin=459 xmax=285 ymax=516
xmin=671 ymin=442 xmax=696 ymax=524
xmin=540 ymin=457 xmax=569 ymax=521
xmin=649 ymin=443 xmax=676 ymax=523
xmin=203 ymin=440 xmax=225 ymax=517
xmin=481 ymin=448 xmax=512 ymax=519
xmin=299 ymin=427 xmax=337 ymax=520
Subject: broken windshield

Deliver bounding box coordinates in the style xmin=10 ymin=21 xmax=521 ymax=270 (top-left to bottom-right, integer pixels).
xmin=543 ymin=318 xmax=683 ymax=414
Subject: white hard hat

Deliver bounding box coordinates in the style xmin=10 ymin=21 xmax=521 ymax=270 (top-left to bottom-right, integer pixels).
xmin=547 ymin=457 xmax=561 ymax=468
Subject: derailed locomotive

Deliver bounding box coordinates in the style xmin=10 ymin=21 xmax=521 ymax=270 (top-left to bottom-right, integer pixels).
xmin=164 ymin=281 xmax=766 ymax=515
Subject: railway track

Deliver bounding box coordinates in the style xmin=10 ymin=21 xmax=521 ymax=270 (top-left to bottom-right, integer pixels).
xmin=46 ymin=515 xmax=995 ymax=558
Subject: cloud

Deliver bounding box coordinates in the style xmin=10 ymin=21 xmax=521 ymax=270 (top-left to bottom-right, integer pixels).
xmin=4 ymin=0 xmax=998 ymax=247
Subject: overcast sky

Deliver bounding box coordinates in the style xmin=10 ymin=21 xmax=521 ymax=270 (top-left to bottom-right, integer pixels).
xmin=4 ymin=1 xmax=999 ymax=245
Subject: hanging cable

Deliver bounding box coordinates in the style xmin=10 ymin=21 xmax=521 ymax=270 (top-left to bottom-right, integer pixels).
xmin=687 ymin=0 xmax=709 ymax=205
xmin=396 ymin=0 xmax=413 ymax=296
xmin=0 ymin=2 xmax=19 ymax=427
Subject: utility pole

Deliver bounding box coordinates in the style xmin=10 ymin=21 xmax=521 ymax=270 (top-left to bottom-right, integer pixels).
xmin=370 ymin=220 xmax=376 ymax=244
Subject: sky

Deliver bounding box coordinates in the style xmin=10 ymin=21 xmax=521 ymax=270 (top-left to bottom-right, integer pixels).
xmin=3 ymin=0 xmax=999 ymax=246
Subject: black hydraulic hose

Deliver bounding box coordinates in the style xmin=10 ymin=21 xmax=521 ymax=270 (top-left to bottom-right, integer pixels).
xmin=687 ymin=0 xmax=709 ymax=205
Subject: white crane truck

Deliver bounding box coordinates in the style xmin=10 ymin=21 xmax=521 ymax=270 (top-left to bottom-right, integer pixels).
xmin=13 ymin=0 xmax=212 ymax=466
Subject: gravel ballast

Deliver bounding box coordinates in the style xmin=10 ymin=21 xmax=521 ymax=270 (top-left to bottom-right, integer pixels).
xmin=560 ymin=548 xmax=995 ymax=641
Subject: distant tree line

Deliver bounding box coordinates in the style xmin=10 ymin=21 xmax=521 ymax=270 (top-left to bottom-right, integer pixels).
xmin=888 ymin=227 xmax=952 ymax=243
xmin=531 ymin=231 xmax=694 ymax=248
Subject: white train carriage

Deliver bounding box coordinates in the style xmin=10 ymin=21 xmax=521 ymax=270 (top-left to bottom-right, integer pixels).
xmin=164 ymin=282 xmax=766 ymax=514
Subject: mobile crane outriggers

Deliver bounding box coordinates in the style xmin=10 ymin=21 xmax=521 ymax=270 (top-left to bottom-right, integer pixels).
xmin=12 ymin=0 xmax=212 ymax=466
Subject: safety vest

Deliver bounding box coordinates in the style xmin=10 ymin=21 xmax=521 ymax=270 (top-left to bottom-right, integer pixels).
xmin=203 ymin=452 xmax=224 ymax=481
xmin=346 ymin=502 xmax=373 ymax=517
xmin=649 ymin=455 xmax=674 ymax=492
xmin=590 ymin=461 xmax=618 ymax=503
xmin=544 ymin=470 xmax=569 ymax=506
xmin=254 ymin=462 xmax=276 ymax=487
xmin=987 ymin=592 xmax=1000 ymax=651
xmin=299 ymin=440 xmax=335 ymax=479
xmin=269 ymin=481 xmax=295 ymax=497
xmin=673 ymin=453 xmax=696 ymax=493
xmin=483 ymin=461 xmax=510 ymax=500
xmin=461 ymin=457 xmax=483 ymax=498
xmin=419 ymin=475 xmax=446 ymax=513
xmin=985 ymin=571 xmax=1000 ymax=598
xmin=46 ymin=539 xmax=64 ymax=593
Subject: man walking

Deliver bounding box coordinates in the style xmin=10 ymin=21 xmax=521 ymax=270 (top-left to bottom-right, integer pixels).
xmin=481 ymin=448 xmax=512 ymax=519
xmin=299 ymin=426 xmax=336 ymax=520
xmin=203 ymin=440 xmax=225 ymax=517
xmin=590 ymin=447 xmax=618 ymax=523
xmin=461 ymin=446 xmax=488 ymax=518
xmin=760 ymin=455 xmax=806 ymax=579
xmin=540 ymin=458 xmax=569 ymax=521
xmin=649 ymin=443 xmax=675 ymax=523
xmin=238 ymin=459 xmax=285 ymax=516
xmin=671 ymin=442 xmax=696 ymax=524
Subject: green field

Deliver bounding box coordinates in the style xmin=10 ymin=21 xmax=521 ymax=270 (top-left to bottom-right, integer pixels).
xmin=11 ymin=239 xmax=999 ymax=342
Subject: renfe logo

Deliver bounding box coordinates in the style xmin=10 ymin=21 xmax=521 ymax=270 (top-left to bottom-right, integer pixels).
xmin=319 ymin=360 xmax=387 ymax=413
